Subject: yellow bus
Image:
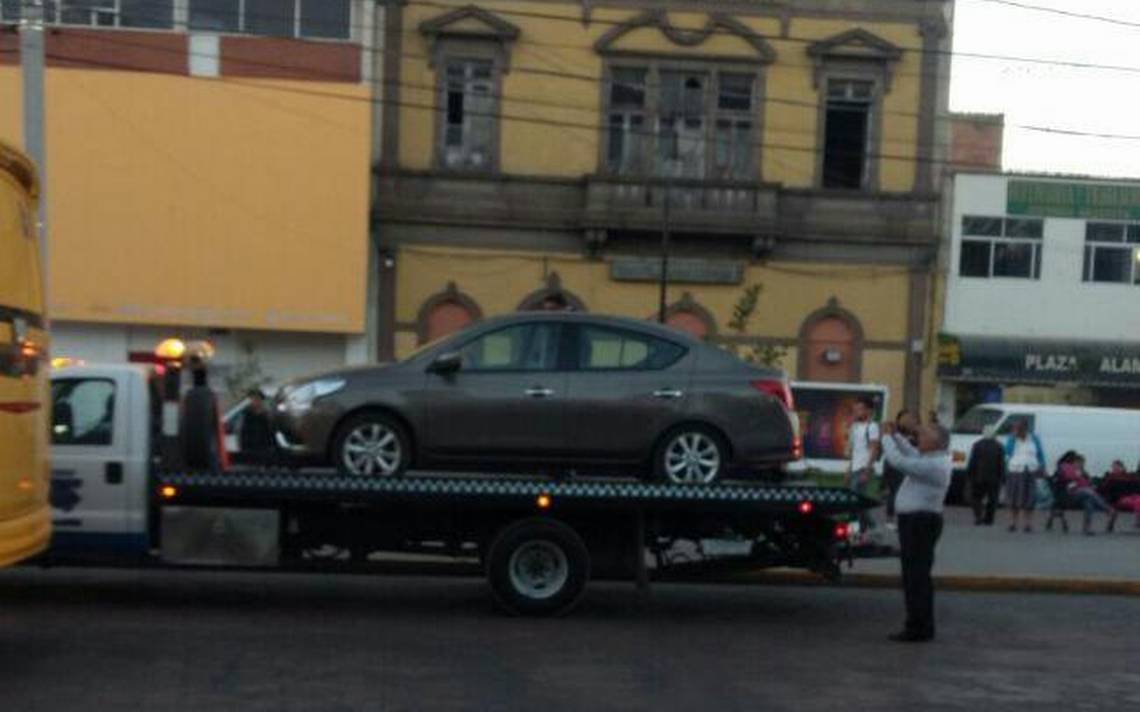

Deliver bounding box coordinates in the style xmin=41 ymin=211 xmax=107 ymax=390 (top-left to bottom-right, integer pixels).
xmin=0 ymin=140 xmax=50 ymax=566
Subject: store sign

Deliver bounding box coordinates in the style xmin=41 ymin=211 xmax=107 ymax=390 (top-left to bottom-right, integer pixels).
xmin=938 ymin=334 xmax=1140 ymax=386
xmin=1007 ymin=180 xmax=1140 ymax=220
xmin=610 ymin=258 xmax=743 ymax=285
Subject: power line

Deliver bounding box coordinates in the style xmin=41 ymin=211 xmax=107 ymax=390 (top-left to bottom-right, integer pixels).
xmin=18 ymin=0 xmax=1140 ymax=77
xmin=32 ymin=23 xmax=1140 ymax=145
xmin=968 ymin=0 xmax=1140 ymax=29
xmin=405 ymin=0 xmax=1140 ymax=75
xmin=44 ymin=47 xmax=1009 ymax=173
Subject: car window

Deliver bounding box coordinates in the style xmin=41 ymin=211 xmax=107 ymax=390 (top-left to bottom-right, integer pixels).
xmin=578 ymin=326 xmax=685 ymax=371
xmin=51 ymin=378 xmax=116 ymax=446
xmin=952 ymin=406 xmax=1003 ymax=434
xmin=997 ymin=414 xmax=1036 ymax=434
xmin=459 ymin=323 xmax=561 ymax=372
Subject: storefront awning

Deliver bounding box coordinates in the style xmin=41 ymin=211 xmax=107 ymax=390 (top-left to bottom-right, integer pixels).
xmin=937 ymin=334 xmax=1140 ymax=388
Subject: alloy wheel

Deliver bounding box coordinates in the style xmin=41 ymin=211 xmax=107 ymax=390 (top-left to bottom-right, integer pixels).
xmin=664 ymin=432 xmax=722 ymax=484
xmin=342 ymin=422 xmax=403 ymax=476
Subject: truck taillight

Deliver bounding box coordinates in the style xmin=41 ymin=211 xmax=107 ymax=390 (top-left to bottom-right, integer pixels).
xmin=750 ymin=379 xmax=794 ymax=410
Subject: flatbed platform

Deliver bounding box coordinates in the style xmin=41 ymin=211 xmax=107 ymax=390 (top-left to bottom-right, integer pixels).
xmin=155 ymin=470 xmax=874 ymax=514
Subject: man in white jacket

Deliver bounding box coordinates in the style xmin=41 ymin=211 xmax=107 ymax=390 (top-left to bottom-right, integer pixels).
xmin=880 ymin=420 xmax=953 ymax=643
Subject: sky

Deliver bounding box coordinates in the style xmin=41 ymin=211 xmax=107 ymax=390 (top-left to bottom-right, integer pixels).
xmin=951 ymin=0 xmax=1140 ymax=178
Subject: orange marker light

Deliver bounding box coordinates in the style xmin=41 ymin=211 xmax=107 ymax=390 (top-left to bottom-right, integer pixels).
xmin=16 ymin=478 xmax=33 ymax=491
xmin=798 ymin=500 xmax=814 ymax=515
xmin=160 ymin=485 xmax=177 ymax=499
xmin=536 ymin=494 xmax=552 ymax=510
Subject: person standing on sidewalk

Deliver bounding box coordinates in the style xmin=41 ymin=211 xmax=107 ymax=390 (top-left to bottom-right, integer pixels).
xmin=967 ymin=425 xmax=1005 ymax=526
xmin=881 ymin=409 xmax=919 ymax=530
xmin=845 ymin=397 xmax=881 ymax=532
xmin=1004 ymin=420 xmax=1045 ymax=533
xmin=880 ymin=420 xmax=952 ymax=643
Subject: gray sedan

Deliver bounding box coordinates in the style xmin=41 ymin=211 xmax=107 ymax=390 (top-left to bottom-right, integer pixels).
xmin=273 ymin=313 xmax=800 ymax=483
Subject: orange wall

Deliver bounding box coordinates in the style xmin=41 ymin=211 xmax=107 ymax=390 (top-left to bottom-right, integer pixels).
xmin=0 ymin=67 xmax=371 ymax=334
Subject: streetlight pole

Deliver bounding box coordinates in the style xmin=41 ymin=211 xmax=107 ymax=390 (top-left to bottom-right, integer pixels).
xmin=657 ymin=173 xmax=671 ymax=323
xmin=21 ymin=0 xmax=48 ymax=305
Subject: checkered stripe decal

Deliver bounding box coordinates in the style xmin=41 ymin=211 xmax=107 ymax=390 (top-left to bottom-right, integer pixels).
xmin=158 ymin=471 xmax=864 ymax=507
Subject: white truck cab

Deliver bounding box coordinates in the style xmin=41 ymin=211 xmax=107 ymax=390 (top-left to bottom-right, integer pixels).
xmin=49 ymin=364 xmax=158 ymax=559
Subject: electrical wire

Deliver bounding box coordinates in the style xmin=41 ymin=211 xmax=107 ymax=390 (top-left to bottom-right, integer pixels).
xmin=9 ymin=3 xmax=1140 ymax=142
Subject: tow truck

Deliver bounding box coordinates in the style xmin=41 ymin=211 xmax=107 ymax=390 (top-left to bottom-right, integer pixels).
xmin=46 ymin=359 xmax=875 ymax=616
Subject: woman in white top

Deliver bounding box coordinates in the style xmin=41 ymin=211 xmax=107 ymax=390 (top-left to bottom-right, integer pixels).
xmin=1003 ymin=420 xmax=1046 ymax=533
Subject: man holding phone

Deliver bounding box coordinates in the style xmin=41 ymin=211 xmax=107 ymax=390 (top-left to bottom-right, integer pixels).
xmin=881 ymin=420 xmax=953 ymax=643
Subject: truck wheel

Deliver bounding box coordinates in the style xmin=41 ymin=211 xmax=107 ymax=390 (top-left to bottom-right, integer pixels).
xmin=486 ymin=518 xmax=590 ymax=617
xmin=332 ymin=412 xmax=411 ymax=477
xmin=654 ymin=425 xmax=727 ymax=484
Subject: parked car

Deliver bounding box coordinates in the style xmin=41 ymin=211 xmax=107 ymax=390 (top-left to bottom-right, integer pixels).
xmin=272 ymin=312 xmax=799 ymax=483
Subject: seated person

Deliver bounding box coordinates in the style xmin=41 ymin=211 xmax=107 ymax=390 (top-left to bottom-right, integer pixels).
xmin=1059 ymin=456 xmax=1117 ymax=535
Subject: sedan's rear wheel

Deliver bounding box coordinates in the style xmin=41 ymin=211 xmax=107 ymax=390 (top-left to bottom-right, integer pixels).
xmin=333 ymin=413 xmax=410 ymax=477
xmin=655 ymin=426 xmax=726 ymax=484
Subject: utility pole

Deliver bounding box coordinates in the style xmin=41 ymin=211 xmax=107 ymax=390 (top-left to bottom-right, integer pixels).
xmin=657 ymin=174 xmax=671 ymax=323
xmin=21 ymin=0 xmax=48 ymax=304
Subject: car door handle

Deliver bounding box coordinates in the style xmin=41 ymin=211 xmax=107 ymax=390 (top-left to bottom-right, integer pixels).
xmin=105 ymin=462 xmax=123 ymax=485
xmin=652 ymin=388 xmax=684 ymax=399
xmin=525 ymin=387 xmax=554 ymax=398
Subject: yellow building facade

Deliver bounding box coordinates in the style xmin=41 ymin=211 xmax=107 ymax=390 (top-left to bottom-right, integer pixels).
xmin=0 ymin=1 xmax=378 ymax=389
xmin=377 ymin=0 xmax=954 ymax=411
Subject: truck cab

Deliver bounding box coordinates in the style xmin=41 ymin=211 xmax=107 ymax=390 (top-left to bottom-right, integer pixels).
xmin=48 ymin=364 xmax=158 ymax=560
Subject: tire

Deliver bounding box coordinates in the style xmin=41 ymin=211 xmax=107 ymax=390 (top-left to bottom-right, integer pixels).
xmin=485 ymin=518 xmax=591 ymax=617
xmin=331 ymin=412 xmax=411 ymax=477
xmin=653 ymin=424 xmax=728 ymax=484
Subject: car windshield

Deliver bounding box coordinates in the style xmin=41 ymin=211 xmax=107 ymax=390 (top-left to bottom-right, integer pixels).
xmin=952 ymin=406 xmax=1003 ymax=435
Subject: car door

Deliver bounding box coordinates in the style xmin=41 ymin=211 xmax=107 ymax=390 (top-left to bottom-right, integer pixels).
xmin=562 ymin=324 xmax=693 ymax=461
xmin=422 ymin=321 xmax=569 ymax=460
xmin=49 ymin=374 xmax=131 ymax=553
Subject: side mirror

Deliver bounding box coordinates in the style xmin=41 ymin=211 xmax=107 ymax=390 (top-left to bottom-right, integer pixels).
xmin=427 ymin=351 xmax=462 ymax=375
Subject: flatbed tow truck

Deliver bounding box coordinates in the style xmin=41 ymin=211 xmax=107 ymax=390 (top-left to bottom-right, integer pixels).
xmin=47 ymin=363 xmax=877 ymax=616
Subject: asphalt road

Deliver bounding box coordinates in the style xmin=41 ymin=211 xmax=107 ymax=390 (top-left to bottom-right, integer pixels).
xmin=1 ymin=567 xmax=1136 ymax=711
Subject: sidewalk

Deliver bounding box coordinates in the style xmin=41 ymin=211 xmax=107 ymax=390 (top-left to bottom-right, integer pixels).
xmin=841 ymin=506 xmax=1140 ymax=591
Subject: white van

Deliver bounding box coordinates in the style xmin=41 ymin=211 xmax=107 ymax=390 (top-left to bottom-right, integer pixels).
xmin=949 ymin=404 xmax=1140 ymax=483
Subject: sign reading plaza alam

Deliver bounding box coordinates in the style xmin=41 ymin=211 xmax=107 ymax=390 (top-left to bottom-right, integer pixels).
xmin=938 ymin=334 xmax=1140 ymax=386
xmin=1007 ymin=180 xmax=1140 ymax=220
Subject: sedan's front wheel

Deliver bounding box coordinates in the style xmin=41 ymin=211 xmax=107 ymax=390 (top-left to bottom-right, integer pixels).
xmin=332 ymin=412 xmax=411 ymax=477
xmin=655 ymin=426 xmax=727 ymax=484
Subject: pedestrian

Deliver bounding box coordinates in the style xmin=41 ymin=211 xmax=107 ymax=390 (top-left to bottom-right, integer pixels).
xmin=238 ymin=388 xmax=276 ymax=467
xmin=845 ymin=397 xmax=881 ymax=532
xmin=1003 ymin=419 xmax=1045 ymax=533
xmin=180 ymin=355 xmax=224 ymax=473
xmin=881 ymin=409 xmax=919 ymax=530
xmin=880 ymin=420 xmax=953 ymax=643
xmin=966 ymin=424 xmax=1005 ymax=526
xmin=1059 ymin=455 xmax=1117 ymax=535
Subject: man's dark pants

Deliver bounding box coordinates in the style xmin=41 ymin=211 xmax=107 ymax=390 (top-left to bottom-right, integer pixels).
xmin=971 ymin=477 xmax=1001 ymax=524
xmin=897 ymin=511 xmax=944 ymax=638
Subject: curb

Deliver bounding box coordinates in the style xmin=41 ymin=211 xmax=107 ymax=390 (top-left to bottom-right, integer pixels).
xmin=727 ymin=570 xmax=1140 ymax=597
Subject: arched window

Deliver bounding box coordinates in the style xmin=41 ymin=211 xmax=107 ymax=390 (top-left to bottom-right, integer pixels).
xmin=516 ymin=271 xmax=588 ymax=312
xmin=661 ymin=292 xmax=717 ymax=340
xmin=416 ymin=282 xmax=483 ymax=345
xmin=797 ymin=297 xmax=864 ymax=382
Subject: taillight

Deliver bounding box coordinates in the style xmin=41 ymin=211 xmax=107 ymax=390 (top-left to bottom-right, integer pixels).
xmin=833 ymin=522 xmax=850 ymax=541
xmin=750 ymin=379 xmax=794 ymax=410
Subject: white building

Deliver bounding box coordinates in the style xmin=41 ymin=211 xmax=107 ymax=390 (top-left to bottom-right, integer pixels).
xmin=937 ymin=172 xmax=1140 ymax=417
